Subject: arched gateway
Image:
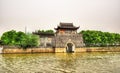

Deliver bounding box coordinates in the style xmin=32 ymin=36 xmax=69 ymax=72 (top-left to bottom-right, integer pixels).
xmin=66 ymin=43 xmax=75 ymax=53
xmin=33 ymin=22 xmax=84 ymax=53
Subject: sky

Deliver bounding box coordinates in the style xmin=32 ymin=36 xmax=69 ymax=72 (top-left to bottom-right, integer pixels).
xmin=0 ymin=0 xmax=120 ymax=36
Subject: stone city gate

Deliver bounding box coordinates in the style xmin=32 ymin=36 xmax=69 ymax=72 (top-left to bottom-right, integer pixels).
xmin=33 ymin=22 xmax=85 ymax=53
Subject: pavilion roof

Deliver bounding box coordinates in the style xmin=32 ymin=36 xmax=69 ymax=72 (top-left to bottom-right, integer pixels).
xmin=55 ymin=22 xmax=79 ymax=30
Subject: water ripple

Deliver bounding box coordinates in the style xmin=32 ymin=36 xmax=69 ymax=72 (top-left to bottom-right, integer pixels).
xmin=0 ymin=52 xmax=120 ymax=73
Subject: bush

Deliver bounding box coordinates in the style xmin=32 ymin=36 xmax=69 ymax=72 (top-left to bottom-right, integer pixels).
xmin=37 ymin=30 xmax=54 ymax=34
xmin=80 ymin=30 xmax=120 ymax=47
xmin=1 ymin=30 xmax=40 ymax=49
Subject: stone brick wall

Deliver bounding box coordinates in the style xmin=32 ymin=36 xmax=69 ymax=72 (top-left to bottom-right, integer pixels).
xmin=39 ymin=36 xmax=54 ymax=48
xmin=55 ymin=48 xmax=66 ymax=53
xmin=2 ymin=48 xmax=55 ymax=54
xmin=2 ymin=47 xmax=120 ymax=53
xmin=53 ymin=34 xmax=84 ymax=48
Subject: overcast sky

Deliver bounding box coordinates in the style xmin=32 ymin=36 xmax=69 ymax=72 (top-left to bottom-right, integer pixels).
xmin=0 ymin=0 xmax=120 ymax=36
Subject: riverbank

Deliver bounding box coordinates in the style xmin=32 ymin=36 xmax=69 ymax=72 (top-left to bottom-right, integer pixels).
xmin=1 ymin=47 xmax=120 ymax=54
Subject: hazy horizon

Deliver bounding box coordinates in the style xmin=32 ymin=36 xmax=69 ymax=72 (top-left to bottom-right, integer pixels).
xmin=0 ymin=0 xmax=120 ymax=36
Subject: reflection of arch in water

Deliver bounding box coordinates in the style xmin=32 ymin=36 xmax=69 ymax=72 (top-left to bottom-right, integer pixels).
xmin=66 ymin=42 xmax=75 ymax=53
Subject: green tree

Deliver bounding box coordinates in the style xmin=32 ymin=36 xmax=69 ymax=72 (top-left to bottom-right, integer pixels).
xmin=80 ymin=30 xmax=120 ymax=47
xmin=46 ymin=30 xmax=54 ymax=33
xmin=38 ymin=29 xmax=54 ymax=34
xmin=1 ymin=30 xmax=17 ymax=45
xmin=15 ymin=31 xmax=26 ymax=46
xmin=0 ymin=36 xmax=2 ymax=45
xmin=1 ymin=30 xmax=40 ymax=49
xmin=24 ymin=34 xmax=40 ymax=48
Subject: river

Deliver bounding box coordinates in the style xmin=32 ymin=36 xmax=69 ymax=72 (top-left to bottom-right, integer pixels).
xmin=0 ymin=52 xmax=120 ymax=73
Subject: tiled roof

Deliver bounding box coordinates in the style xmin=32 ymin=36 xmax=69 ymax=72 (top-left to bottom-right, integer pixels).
xmin=59 ymin=23 xmax=73 ymax=28
xmin=55 ymin=22 xmax=79 ymax=30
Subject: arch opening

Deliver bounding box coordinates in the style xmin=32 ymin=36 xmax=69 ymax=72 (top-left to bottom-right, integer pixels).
xmin=66 ymin=43 xmax=75 ymax=53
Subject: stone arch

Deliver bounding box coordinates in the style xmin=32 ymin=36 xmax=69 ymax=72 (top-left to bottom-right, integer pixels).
xmin=65 ymin=40 xmax=75 ymax=53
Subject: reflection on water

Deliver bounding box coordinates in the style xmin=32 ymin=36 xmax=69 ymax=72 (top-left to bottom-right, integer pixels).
xmin=0 ymin=52 xmax=120 ymax=73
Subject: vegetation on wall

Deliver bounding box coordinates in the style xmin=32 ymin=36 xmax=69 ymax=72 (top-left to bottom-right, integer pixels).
xmin=0 ymin=36 xmax=2 ymax=45
xmin=80 ymin=30 xmax=120 ymax=47
xmin=37 ymin=30 xmax=54 ymax=34
xmin=1 ymin=30 xmax=40 ymax=48
xmin=1 ymin=29 xmax=120 ymax=48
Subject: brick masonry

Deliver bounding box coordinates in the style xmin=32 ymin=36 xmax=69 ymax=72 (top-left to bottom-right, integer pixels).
xmin=2 ymin=47 xmax=120 ymax=53
xmin=53 ymin=34 xmax=84 ymax=48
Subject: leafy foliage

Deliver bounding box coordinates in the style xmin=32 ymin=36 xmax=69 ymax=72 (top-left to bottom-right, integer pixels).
xmin=37 ymin=30 xmax=54 ymax=34
xmin=1 ymin=30 xmax=17 ymax=45
xmin=21 ymin=34 xmax=40 ymax=48
xmin=80 ymin=30 xmax=120 ymax=47
xmin=1 ymin=30 xmax=40 ymax=48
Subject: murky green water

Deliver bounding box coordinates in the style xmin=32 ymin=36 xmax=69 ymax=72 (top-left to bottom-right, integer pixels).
xmin=0 ymin=52 xmax=120 ymax=73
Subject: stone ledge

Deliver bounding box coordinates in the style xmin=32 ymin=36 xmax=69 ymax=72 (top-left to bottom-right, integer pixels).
xmin=1 ymin=47 xmax=120 ymax=54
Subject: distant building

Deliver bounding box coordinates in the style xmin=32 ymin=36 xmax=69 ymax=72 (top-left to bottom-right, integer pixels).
xmin=33 ymin=22 xmax=84 ymax=53
xmin=33 ymin=32 xmax=54 ymax=48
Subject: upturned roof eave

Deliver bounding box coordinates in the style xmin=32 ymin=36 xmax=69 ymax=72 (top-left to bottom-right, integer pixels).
xmin=54 ymin=26 xmax=80 ymax=30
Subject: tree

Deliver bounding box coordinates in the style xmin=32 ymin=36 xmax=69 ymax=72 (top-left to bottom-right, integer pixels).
xmin=80 ymin=30 xmax=120 ymax=47
xmin=38 ymin=29 xmax=54 ymax=34
xmin=15 ymin=31 xmax=26 ymax=46
xmin=46 ymin=30 xmax=54 ymax=33
xmin=1 ymin=30 xmax=17 ymax=45
xmin=1 ymin=30 xmax=40 ymax=49
xmin=22 ymin=34 xmax=40 ymax=48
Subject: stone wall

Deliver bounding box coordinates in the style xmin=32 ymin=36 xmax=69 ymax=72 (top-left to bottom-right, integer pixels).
xmin=2 ymin=48 xmax=55 ymax=54
xmin=55 ymin=48 xmax=66 ymax=53
xmin=55 ymin=47 xmax=120 ymax=53
xmin=39 ymin=36 xmax=54 ymax=48
xmin=53 ymin=34 xmax=84 ymax=48
xmin=2 ymin=47 xmax=120 ymax=54
xmin=75 ymin=47 xmax=120 ymax=52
